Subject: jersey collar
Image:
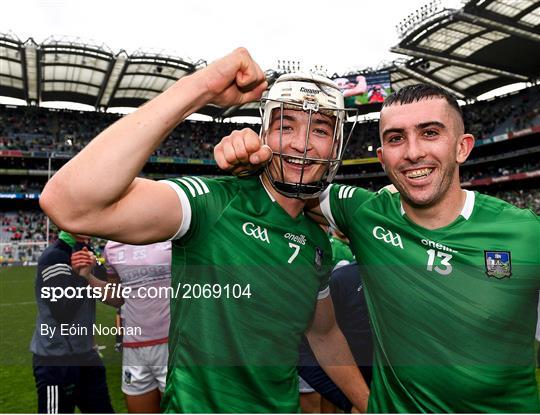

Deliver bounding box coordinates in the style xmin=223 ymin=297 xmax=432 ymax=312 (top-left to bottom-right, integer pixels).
xmin=259 ymin=175 xmax=276 ymax=202
xmin=400 ymin=189 xmax=475 ymax=220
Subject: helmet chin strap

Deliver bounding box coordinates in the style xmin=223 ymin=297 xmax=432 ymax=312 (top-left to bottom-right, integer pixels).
xmin=263 ymin=169 xmax=323 ymax=200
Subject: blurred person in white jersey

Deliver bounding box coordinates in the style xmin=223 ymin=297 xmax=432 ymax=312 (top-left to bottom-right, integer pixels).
xmin=104 ymin=241 xmax=171 ymax=413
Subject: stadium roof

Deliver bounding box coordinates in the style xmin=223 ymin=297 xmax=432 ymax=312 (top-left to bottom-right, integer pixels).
xmin=0 ymin=33 xmax=204 ymax=110
xmin=389 ymin=0 xmax=540 ymax=99
xmin=0 ymin=0 xmax=539 ymax=118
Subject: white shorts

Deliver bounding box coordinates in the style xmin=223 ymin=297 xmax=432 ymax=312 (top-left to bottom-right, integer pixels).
xmin=299 ymin=375 xmax=315 ymax=393
xmin=122 ymin=343 xmax=168 ymax=396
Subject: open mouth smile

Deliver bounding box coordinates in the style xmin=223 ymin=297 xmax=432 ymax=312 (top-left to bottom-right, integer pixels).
xmin=403 ymin=167 xmax=433 ymax=179
xmin=283 ymin=156 xmax=314 ymax=167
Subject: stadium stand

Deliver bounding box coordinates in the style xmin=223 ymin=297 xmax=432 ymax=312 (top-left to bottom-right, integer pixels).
xmin=0 ymin=104 xmax=256 ymax=160
xmin=2 ymin=85 xmax=539 ymax=160
xmin=1 ymin=84 xmax=539 ymax=266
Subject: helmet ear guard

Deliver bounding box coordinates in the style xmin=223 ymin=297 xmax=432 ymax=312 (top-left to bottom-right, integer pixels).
xmin=259 ymin=73 xmax=358 ymax=199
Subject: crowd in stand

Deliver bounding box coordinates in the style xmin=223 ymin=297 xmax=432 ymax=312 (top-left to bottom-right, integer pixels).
xmin=0 ymin=105 xmax=252 ymax=160
xmin=460 ymin=159 xmax=540 ymax=182
xmin=1 ymin=86 xmax=538 ymax=161
xmin=463 ymin=86 xmax=540 ymax=140
xmin=0 ymin=86 xmax=539 ymax=265
xmin=491 ymin=189 xmax=540 ymax=212
xmin=0 ymin=211 xmax=49 ymax=265
xmin=1 ymin=186 xmax=538 ymax=265
xmin=0 ymin=180 xmax=43 ymax=193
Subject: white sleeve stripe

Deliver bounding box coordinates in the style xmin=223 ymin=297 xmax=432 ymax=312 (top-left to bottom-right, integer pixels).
xmin=42 ymin=264 xmax=71 ymax=278
xmin=43 ymin=269 xmax=72 ymax=282
xmin=346 ymin=186 xmax=355 ymax=199
xmin=338 ymin=186 xmax=345 ymax=199
xmin=192 ymin=176 xmax=210 ymax=194
xmin=160 ymin=180 xmax=192 ymax=240
xmin=177 ymin=178 xmax=196 ymax=197
xmin=185 ymin=177 xmax=204 ymax=195
xmin=319 ymin=185 xmax=338 ymax=230
xmin=317 ymin=286 xmax=330 ymax=300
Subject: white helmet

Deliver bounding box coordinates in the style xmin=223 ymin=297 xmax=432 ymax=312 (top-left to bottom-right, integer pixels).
xmin=259 ymin=72 xmax=356 ymax=199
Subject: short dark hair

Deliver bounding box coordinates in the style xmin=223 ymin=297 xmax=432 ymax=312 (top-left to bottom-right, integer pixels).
xmin=383 ymin=83 xmax=464 ymax=123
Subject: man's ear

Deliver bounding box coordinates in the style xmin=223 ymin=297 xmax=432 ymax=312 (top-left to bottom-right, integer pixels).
xmin=456 ymin=134 xmax=475 ymax=164
xmin=376 ymin=146 xmax=386 ymax=172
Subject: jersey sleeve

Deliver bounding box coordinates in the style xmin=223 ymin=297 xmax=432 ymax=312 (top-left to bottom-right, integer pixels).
xmin=319 ymin=184 xmax=374 ymax=238
xmin=37 ymin=251 xmax=87 ymax=323
xmin=161 ymin=176 xmax=237 ymax=245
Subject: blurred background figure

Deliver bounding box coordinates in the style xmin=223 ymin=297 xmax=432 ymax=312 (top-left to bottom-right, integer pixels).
xmin=30 ymin=231 xmax=118 ymax=414
xmin=103 ymin=241 xmax=171 ymax=413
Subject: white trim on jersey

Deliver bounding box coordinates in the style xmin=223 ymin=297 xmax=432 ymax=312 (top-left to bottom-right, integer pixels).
xmin=399 ymin=189 xmax=476 ymax=220
xmin=42 ymin=264 xmax=72 ymax=282
xmin=183 ymin=177 xmax=210 ymax=196
xmin=319 ymin=185 xmax=339 ymax=231
xmin=193 ymin=176 xmax=210 ymax=194
xmin=317 ymin=286 xmax=330 ymax=300
xmin=259 ymin=176 xmax=276 ymax=202
xmin=461 ymin=190 xmax=475 ymax=220
xmin=338 ymin=185 xmax=355 ymax=199
xmin=160 ymin=180 xmax=192 ymax=240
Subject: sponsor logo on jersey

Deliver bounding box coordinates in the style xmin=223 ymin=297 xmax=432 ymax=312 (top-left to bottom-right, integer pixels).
xmin=284 ymin=232 xmax=306 ymax=245
xmin=372 ymin=226 xmax=404 ymax=249
xmin=421 ymin=239 xmax=458 ymax=253
xmin=338 ymin=186 xmax=355 ymax=199
xmin=484 ymin=251 xmax=511 ymax=279
xmin=314 ymin=247 xmax=323 ymax=271
xmin=242 ymin=222 xmax=270 ymax=244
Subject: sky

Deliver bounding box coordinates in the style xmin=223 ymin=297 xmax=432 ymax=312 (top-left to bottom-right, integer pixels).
xmin=0 ymin=0 xmax=526 ymax=115
xmin=3 ymin=0 xmax=440 ymax=74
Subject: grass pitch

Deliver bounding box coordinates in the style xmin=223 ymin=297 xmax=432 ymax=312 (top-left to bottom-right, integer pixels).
xmin=0 ymin=266 xmax=127 ymax=413
xmin=1 ymin=266 xmax=539 ymax=413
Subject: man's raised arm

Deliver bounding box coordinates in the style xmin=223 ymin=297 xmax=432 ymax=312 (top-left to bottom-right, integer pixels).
xmin=40 ymin=48 xmax=267 ymax=244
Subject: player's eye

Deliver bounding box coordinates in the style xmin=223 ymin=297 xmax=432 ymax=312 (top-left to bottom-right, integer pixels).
xmin=388 ymin=135 xmax=403 ymax=143
xmin=423 ymin=129 xmax=439 ymax=138
xmin=313 ymin=128 xmax=331 ymax=137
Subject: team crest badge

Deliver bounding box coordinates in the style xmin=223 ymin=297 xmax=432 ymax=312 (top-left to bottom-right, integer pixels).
xmin=314 ymin=247 xmax=323 ymax=271
xmin=124 ymin=370 xmax=132 ymax=385
xmin=484 ymin=251 xmax=512 ymax=279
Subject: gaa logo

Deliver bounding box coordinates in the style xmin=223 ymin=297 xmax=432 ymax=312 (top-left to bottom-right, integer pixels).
xmin=372 ymin=226 xmax=404 ymax=249
xmin=242 ymin=222 xmax=270 ymax=244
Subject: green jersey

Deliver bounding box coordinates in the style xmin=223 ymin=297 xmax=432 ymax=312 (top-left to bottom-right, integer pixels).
xmin=161 ymin=176 xmax=331 ymax=413
xmin=321 ymin=184 xmax=540 ymax=413
xmin=330 ymin=236 xmax=355 ymax=268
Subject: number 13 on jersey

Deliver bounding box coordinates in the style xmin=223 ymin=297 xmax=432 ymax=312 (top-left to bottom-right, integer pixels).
xmin=426 ymin=249 xmax=453 ymax=275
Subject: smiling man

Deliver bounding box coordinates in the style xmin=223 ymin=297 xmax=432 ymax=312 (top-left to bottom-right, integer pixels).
xmin=215 ymin=83 xmax=540 ymax=413
xmin=40 ymin=49 xmax=369 ymax=413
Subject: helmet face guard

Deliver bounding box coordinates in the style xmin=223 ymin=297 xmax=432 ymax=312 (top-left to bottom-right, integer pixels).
xmin=259 ymin=73 xmax=358 ymax=199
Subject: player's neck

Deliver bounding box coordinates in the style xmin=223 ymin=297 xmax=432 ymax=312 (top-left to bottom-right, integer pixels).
xmin=402 ymin=185 xmax=466 ymax=230
xmin=260 ymin=175 xmax=306 ymax=218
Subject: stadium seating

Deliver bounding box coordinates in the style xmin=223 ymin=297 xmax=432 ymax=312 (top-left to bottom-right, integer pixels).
xmin=1 ymin=86 xmax=539 ymax=265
